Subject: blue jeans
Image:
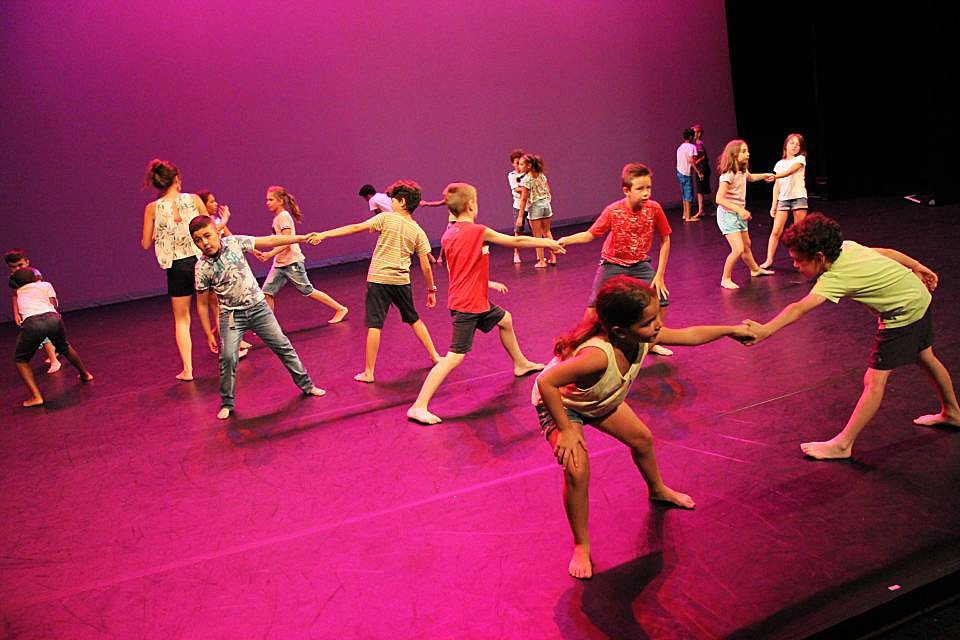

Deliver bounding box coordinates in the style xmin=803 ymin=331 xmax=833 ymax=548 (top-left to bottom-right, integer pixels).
xmin=219 ymin=300 xmax=313 ymax=409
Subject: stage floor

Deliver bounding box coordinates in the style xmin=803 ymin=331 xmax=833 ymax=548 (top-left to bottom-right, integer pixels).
xmin=2 ymin=196 xmax=959 ymax=639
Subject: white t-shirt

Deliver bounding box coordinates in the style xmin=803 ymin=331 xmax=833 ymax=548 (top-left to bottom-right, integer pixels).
xmin=508 ymin=170 xmax=528 ymax=210
xmin=368 ymin=192 xmax=393 ymax=213
xmin=774 ymin=156 xmax=807 ymax=201
xmin=16 ymin=281 xmax=57 ymax=319
xmin=676 ymin=142 xmax=697 ymax=175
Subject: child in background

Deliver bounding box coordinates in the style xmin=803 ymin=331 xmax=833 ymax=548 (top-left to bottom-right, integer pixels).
xmin=715 ymin=139 xmax=775 ymax=289
xmin=759 ymin=133 xmax=809 ymax=269
xmin=691 ymin=124 xmax=711 ymax=217
xmin=191 ymin=216 xmax=326 ymax=419
xmin=6 ymin=249 xmax=60 ymax=372
xmin=534 ymin=276 xmax=753 ymax=578
xmin=359 ymin=184 xmax=394 ymax=214
xmin=558 ymin=163 xmax=674 ymax=356
xmin=317 ymin=180 xmax=441 ymax=383
xmin=743 ymin=214 xmax=960 ymax=459
xmin=257 ymin=186 xmax=348 ymax=324
xmin=11 ymin=267 xmax=93 ymax=407
xmin=516 ymin=154 xmax=556 ymax=268
xmin=508 ymin=149 xmax=530 ymax=263
xmin=676 ymin=128 xmax=699 ymax=222
xmin=406 ymin=182 xmax=565 ymax=425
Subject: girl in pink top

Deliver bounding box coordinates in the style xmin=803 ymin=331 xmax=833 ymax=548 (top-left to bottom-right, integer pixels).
xmin=714 ymin=140 xmax=775 ymax=289
xmin=257 ymin=186 xmax=348 ymax=324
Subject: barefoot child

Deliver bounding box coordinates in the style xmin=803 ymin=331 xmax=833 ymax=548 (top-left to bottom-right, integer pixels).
xmin=759 ymin=133 xmax=809 ymax=269
xmin=257 ymin=186 xmax=348 ymax=324
xmin=11 ymin=268 xmax=93 ymax=407
xmin=534 ymin=276 xmax=753 ymax=578
xmin=715 ymin=140 xmax=775 ymax=289
xmin=317 ymin=180 xmax=441 ymax=383
xmin=406 ymin=182 xmax=565 ymax=425
xmin=6 ymin=249 xmax=60 ymax=372
xmin=190 ymin=216 xmax=326 ymax=419
xmin=558 ymin=163 xmax=675 ymax=356
xmin=743 ymin=214 xmax=960 ymax=459
xmin=507 ymin=149 xmax=529 ymax=263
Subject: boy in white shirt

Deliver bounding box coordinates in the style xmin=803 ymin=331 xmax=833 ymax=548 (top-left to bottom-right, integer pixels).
xmin=676 ymin=128 xmax=699 ymax=222
xmin=11 ymin=268 xmax=93 ymax=407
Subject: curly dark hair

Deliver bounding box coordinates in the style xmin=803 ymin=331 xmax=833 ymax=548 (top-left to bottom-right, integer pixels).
xmin=781 ymin=213 xmax=843 ymax=261
xmin=386 ymin=180 xmax=422 ymax=212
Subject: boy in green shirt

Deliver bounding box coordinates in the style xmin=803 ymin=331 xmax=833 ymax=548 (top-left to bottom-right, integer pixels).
xmin=744 ymin=214 xmax=960 ymax=458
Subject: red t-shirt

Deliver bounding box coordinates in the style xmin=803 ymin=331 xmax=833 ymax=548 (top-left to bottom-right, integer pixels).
xmin=587 ymin=198 xmax=671 ymax=266
xmin=441 ymin=221 xmax=490 ymax=313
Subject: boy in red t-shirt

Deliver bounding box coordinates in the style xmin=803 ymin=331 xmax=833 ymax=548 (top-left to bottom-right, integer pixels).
xmin=558 ymin=163 xmax=674 ymax=355
xmin=406 ymin=182 xmax=565 ymax=425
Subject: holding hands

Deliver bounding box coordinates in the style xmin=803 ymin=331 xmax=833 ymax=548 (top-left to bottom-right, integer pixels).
xmin=303 ymin=232 xmax=323 ymax=245
xmin=737 ymin=319 xmax=770 ymax=345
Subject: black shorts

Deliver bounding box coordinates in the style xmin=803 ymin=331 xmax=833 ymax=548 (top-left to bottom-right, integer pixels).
xmin=15 ymin=312 xmax=69 ymax=362
xmin=364 ymin=282 xmax=419 ymax=329
xmin=693 ymin=168 xmax=711 ymax=194
xmin=166 ymin=256 xmax=197 ymax=297
xmin=870 ymin=306 xmax=933 ymax=370
xmin=449 ymin=304 xmax=507 ymax=354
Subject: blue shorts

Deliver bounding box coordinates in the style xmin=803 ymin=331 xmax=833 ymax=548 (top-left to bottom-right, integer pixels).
xmin=535 ymin=403 xmax=615 ymax=440
xmin=717 ymin=208 xmax=748 ymax=234
xmin=776 ymin=197 xmax=808 ymax=211
xmin=588 ymin=260 xmax=669 ymax=307
xmin=528 ymin=202 xmax=552 ymax=220
xmin=262 ymin=262 xmax=314 ymax=296
xmin=676 ymin=171 xmax=694 ymax=202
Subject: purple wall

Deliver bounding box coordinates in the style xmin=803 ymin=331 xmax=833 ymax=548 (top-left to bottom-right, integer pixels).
xmin=1 ymin=0 xmax=736 ymax=319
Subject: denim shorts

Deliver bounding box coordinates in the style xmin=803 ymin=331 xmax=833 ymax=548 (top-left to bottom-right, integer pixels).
xmin=535 ymin=403 xmax=614 ymax=440
xmin=588 ymin=260 xmax=669 ymax=307
xmin=676 ymin=171 xmax=694 ymax=202
xmin=528 ymin=202 xmax=553 ymax=220
xmin=262 ymin=261 xmax=314 ymax=296
xmin=717 ymin=208 xmax=749 ymax=234
xmin=776 ymin=197 xmax=808 ymax=211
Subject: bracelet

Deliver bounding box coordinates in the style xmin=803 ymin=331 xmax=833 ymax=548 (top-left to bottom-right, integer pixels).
xmin=427 ymin=287 xmax=438 ymax=292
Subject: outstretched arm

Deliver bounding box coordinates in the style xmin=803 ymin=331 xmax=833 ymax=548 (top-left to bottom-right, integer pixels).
xmin=318 ymin=220 xmax=376 ymax=240
xmin=482 ymin=227 xmax=566 ymax=253
xmin=742 ymin=292 xmax=826 ymax=345
xmin=419 ymin=199 xmax=446 ymax=207
xmin=253 ymin=232 xmax=321 ymax=250
xmin=656 ymin=323 xmax=754 ymax=347
xmin=141 ymin=202 xmax=155 ymax=250
xmin=872 ymin=248 xmax=938 ymax=292
xmin=558 ymin=231 xmax=596 ymax=247
xmin=747 ymin=171 xmax=775 ymax=183
xmin=773 ymin=160 xmax=804 ymax=180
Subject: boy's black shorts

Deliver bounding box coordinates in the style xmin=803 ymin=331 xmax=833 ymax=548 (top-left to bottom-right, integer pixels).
xmin=870 ymin=306 xmax=933 ymax=370
xmin=15 ymin=312 xmax=69 ymax=362
xmin=449 ymin=304 xmax=506 ymax=354
xmin=364 ymin=282 xmax=419 ymax=329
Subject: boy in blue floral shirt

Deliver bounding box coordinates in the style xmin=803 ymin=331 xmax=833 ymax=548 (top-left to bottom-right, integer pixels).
xmin=190 ymin=215 xmax=325 ymax=419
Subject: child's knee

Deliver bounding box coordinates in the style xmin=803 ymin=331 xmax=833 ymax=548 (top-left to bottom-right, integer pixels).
xmin=629 ymin=430 xmax=654 ymax=453
xmin=498 ymin=311 xmax=513 ymax=329
xmin=444 ymin=352 xmax=466 ymax=367
xmin=565 ymin=460 xmax=590 ymax=485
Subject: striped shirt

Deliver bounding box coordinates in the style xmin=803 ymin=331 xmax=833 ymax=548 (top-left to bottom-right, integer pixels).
xmin=366 ymin=213 xmax=431 ymax=285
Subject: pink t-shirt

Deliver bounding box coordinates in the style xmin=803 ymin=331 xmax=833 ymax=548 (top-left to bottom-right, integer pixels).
xmin=717 ymin=171 xmax=746 ymax=215
xmin=16 ymin=281 xmax=57 ymax=319
xmin=441 ymin=221 xmax=490 ymax=313
xmin=271 ymin=210 xmax=306 ymax=267
xmin=588 ymin=198 xmax=671 ymax=266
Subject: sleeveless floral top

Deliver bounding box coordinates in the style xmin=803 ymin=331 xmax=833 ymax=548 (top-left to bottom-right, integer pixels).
xmin=153 ymin=193 xmax=202 ymax=268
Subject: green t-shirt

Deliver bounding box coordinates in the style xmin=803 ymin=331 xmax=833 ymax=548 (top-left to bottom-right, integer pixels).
xmin=811 ymin=241 xmax=931 ymax=328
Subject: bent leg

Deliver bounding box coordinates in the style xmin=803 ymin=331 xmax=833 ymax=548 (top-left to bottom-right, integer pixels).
xmin=721 ymin=233 xmax=743 ymax=288
xmin=914 ymin=347 xmax=960 ymax=426
xmin=802 ymin=367 xmax=891 ymax=459
xmin=410 ymin=319 xmax=441 ymax=364
xmin=595 ymin=403 xmax=694 ymax=508
xmin=496 ymin=311 xmax=543 ymax=376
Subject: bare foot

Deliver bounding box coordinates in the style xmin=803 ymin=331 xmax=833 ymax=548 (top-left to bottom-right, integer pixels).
xmin=914 ymin=412 xmax=960 ymax=427
xmin=238 ymin=348 xmax=249 ymax=359
xmin=534 ymin=261 xmax=548 ymax=268
xmin=800 ymin=439 xmax=852 ymax=459
xmin=22 ymin=396 xmax=44 ymax=408
xmin=758 ymin=260 xmax=772 ymax=269
xmin=78 ymin=372 xmax=94 ymax=382
xmin=175 ymin=371 xmax=194 ymax=382
xmin=568 ymin=544 xmax=593 ymax=579
xmin=514 ymin=361 xmax=545 ymax=377
xmin=650 ymin=344 xmax=674 ymax=356
xmin=649 ymin=486 xmax=695 ymax=509
xmin=720 ymin=279 xmax=740 ymax=290
xmin=240 ymin=340 xmax=253 ymax=349
xmin=216 ymin=407 xmax=231 ymax=420
xmin=305 ymin=387 xmax=326 ymax=397
xmin=46 ymin=359 xmax=61 ymax=374
xmin=407 ymin=406 xmax=442 ymax=425
xmin=329 ymin=307 xmax=349 ymax=324
xmin=353 ymin=372 xmax=375 ymax=383
xmin=750 ymin=268 xmax=775 ymax=277
xmin=513 ymin=253 xmax=521 ymax=264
